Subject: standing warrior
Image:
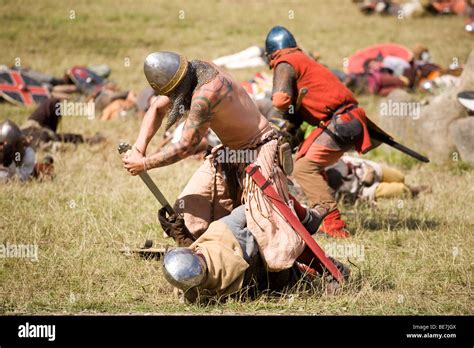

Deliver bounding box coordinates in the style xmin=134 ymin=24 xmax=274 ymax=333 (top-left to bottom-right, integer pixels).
xmin=265 ymin=26 xmax=377 ymax=238
xmin=122 ymin=52 xmax=321 ymax=271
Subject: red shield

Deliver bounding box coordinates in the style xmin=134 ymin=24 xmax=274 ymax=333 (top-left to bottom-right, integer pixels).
xmin=67 ymin=66 xmax=105 ymax=94
xmin=0 ymin=69 xmax=50 ymax=106
xmin=345 ymin=43 xmax=413 ymax=75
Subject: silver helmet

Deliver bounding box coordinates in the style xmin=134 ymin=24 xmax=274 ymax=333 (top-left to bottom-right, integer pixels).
xmin=0 ymin=119 xmax=22 ymax=144
xmin=162 ymin=247 xmax=207 ymax=291
xmin=457 ymin=91 xmax=474 ymax=112
xmin=144 ymin=51 xmax=188 ymax=96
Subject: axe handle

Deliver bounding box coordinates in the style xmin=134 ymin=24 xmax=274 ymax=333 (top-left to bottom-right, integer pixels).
xmin=295 ymin=87 xmax=308 ymax=111
xmin=295 ymin=87 xmax=308 ymax=112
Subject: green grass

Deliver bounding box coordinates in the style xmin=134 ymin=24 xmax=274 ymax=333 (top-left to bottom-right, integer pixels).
xmin=0 ymin=0 xmax=472 ymax=315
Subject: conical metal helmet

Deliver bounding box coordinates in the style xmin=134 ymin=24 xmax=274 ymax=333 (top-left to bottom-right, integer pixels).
xmin=265 ymin=26 xmax=297 ymax=57
xmin=162 ymin=247 xmax=207 ymax=291
xmin=144 ymin=51 xmax=189 ymax=95
xmin=0 ymin=119 xmax=22 ymax=144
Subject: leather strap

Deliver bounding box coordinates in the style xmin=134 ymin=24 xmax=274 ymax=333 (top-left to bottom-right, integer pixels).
xmin=245 ymin=163 xmax=343 ymax=282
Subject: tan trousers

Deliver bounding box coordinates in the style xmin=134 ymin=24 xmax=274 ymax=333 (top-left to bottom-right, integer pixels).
xmin=292 ymin=157 xmax=338 ymax=213
xmin=380 ymin=165 xmax=405 ymax=183
xmin=375 ymin=182 xmax=411 ymax=199
xmin=375 ymin=165 xmax=410 ymax=199
xmin=173 ymin=156 xmax=233 ymax=237
xmin=174 ymin=140 xmax=305 ymax=271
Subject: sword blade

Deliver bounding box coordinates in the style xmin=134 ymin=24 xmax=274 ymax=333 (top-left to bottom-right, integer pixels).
xmin=388 ymin=141 xmax=430 ymax=163
xmin=369 ymin=130 xmax=430 ymax=163
xmin=138 ymin=171 xmax=175 ymax=215
xmin=118 ymin=142 xmax=175 ymax=215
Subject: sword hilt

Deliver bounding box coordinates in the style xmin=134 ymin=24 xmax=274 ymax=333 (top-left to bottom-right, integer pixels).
xmin=118 ymin=141 xmax=175 ymax=216
xmin=118 ymin=142 xmax=132 ymax=154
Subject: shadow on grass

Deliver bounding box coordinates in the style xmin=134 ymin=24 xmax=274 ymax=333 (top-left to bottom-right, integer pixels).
xmin=358 ymin=216 xmax=440 ymax=231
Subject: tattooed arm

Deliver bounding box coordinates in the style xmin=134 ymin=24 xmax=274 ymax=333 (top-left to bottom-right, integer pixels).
xmin=144 ymin=76 xmax=232 ymax=169
xmin=123 ymin=76 xmax=232 ymax=175
xmin=144 ymin=94 xmax=213 ymax=169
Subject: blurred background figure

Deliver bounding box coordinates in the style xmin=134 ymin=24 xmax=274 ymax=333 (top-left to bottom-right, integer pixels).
xmin=0 ymin=119 xmax=54 ymax=182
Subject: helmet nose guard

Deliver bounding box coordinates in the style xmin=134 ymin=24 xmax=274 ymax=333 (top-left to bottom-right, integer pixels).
xmin=264 ymin=26 xmax=297 ymax=57
xmin=162 ymin=247 xmax=207 ymax=291
xmin=144 ymin=51 xmax=188 ymax=95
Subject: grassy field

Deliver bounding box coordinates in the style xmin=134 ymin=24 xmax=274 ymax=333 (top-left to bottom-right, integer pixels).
xmin=0 ymin=0 xmax=472 ymax=314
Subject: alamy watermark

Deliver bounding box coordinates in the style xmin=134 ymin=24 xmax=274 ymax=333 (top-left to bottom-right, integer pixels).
xmin=324 ymin=242 xmax=364 ymax=261
xmin=18 ymin=322 xmax=55 ymax=341
xmin=380 ymin=100 xmax=420 ymax=120
xmin=0 ymin=243 xmax=38 ymax=262
xmin=55 ymin=100 xmax=95 ymax=120
xmin=215 ymin=147 xmax=257 ymax=164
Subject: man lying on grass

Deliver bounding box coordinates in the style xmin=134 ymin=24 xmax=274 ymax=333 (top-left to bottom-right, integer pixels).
xmin=0 ymin=119 xmax=54 ymax=182
xmin=161 ymin=204 xmax=350 ymax=303
xmin=325 ymin=156 xmax=431 ymax=204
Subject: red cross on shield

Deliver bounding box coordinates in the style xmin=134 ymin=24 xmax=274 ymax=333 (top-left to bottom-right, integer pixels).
xmin=0 ymin=69 xmax=50 ymax=106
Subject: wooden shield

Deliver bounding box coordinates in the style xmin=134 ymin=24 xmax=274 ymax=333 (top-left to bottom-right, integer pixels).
xmin=67 ymin=66 xmax=105 ymax=94
xmin=0 ymin=69 xmax=50 ymax=106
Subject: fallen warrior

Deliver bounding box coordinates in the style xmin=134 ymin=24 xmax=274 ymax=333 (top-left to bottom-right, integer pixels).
xmin=160 ymin=205 xmax=350 ymax=303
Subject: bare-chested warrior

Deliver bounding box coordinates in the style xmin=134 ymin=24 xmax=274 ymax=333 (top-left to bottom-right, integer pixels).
xmin=122 ymin=51 xmax=322 ymax=271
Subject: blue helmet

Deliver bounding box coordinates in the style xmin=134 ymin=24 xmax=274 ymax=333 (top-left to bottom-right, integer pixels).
xmin=265 ymin=26 xmax=297 ymax=57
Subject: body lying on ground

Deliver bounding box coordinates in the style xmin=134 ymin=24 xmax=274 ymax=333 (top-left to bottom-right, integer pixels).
xmin=355 ymin=0 xmax=471 ymax=17
xmin=212 ymin=46 xmax=267 ymax=70
xmin=343 ymin=44 xmax=462 ymax=96
xmin=161 ymin=205 xmax=350 ymax=303
xmin=325 ymin=155 xmax=430 ymax=203
xmin=21 ymin=97 xmax=105 ymax=149
xmin=0 ymin=119 xmax=53 ymax=182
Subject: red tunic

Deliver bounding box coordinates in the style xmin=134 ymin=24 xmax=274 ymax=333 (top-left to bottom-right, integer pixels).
xmin=272 ymin=50 xmax=373 ymax=155
xmin=273 ymin=50 xmax=357 ymax=123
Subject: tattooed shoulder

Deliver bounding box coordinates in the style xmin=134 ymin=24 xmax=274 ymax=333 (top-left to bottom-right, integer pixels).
xmin=189 ymin=95 xmax=212 ymax=124
xmin=194 ymin=74 xmax=233 ymax=109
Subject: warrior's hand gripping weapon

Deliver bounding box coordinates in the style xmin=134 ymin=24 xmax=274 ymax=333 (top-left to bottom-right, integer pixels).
xmin=118 ymin=142 xmax=174 ymax=214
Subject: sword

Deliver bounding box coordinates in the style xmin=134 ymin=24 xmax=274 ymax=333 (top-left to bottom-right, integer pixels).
xmin=366 ymin=118 xmax=430 ymax=163
xmin=118 ymin=142 xmax=175 ymax=215
xmin=372 ymin=133 xmax=430 ymax=163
